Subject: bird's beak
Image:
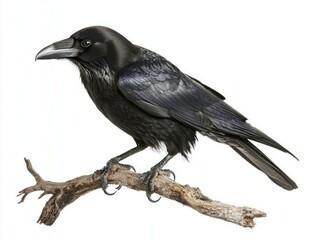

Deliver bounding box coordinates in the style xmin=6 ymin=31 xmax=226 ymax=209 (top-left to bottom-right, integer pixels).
xmin=35 ymin=38 xmax=81 ymax=60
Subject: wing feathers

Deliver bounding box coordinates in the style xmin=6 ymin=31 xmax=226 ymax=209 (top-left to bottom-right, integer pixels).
xmin=118 ymin=47 xmax=296 ymax=159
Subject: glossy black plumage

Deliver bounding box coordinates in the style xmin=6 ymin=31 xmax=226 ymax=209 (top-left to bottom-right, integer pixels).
xmin=36 ymin=26 xmax=297 ymax=197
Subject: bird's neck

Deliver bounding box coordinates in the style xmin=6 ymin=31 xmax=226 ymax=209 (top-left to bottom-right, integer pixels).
xmin=75 ymin=59 xmax=118 ymax=99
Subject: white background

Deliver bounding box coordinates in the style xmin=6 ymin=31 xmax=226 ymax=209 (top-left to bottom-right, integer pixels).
xmin=0 ymin=0 xmax=318 ymax=239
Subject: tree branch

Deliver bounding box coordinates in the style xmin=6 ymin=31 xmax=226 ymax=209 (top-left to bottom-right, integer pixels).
xmin=18 ymin=158 xmax=266 ymax=227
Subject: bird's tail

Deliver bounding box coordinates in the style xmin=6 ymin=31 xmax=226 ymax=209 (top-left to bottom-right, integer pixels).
xmin=204 ymin=132 xmax=298 ymax=190
xmin=228 ymin=138 xmax=297 ymax=190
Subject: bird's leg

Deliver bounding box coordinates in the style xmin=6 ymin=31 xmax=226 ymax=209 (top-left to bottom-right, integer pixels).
xmin=142 ymin=153 xmax=176 ymax=202
xmin=102 ymin=142 xmax=147 ymax=195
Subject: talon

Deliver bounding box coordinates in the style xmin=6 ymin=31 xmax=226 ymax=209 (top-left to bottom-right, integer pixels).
xmin=102 ymin=188 xmax=117 ymax=196
xmin=122 ymin=164 xmax=136 ymax=172
xmin=142 ymin=166 xmax=177 ymax=203
xmin=162 ymin=169 xmax=176 ymax=180
xmin=170 ymin=170 xmax=176 ymax=181
xmin=142 ymin=170 xmax=158 ymax=202
xmin=101 ymin=160 xmax=136 ymax=196
xmin=101 ymin=161 xmax=117 ymax=195
xmin=146 ymin=192 xmax=161 ymax=203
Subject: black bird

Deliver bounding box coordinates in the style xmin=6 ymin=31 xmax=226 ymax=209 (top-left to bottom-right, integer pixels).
xmin=36 ymin=26 xmax=297 ymax=201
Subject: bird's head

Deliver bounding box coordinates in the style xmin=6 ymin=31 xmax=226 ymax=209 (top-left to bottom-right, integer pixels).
xmin=36 ymin=26 xmax=140 ymax=71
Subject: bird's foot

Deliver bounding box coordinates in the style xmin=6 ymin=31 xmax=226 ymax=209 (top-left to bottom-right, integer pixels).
xmin=101 ymin=158 xmax=135 ymax=195
xmin=142 ymin=167 xmax=175 ymax=203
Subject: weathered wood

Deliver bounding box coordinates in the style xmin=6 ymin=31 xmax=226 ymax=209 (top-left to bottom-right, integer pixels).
xmin=18 ymin=158 xmax=266 ymax=227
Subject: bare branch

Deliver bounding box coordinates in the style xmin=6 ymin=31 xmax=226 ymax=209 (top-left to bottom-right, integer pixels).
xmin=18 ymin=158 xmax=266 ymax=227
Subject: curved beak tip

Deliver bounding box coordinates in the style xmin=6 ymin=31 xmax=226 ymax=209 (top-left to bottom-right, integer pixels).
xmin=35 ymin=38 xmax=79 ymax=61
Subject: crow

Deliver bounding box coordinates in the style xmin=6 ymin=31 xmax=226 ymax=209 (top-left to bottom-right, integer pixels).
xmin=36 ymin=26 xmax=297 ymax=201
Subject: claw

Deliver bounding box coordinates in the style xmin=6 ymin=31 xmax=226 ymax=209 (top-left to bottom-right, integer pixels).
xmin=122 ymin=164 xmax=136 ymax=172
xmin=142 ymin=168 xmax=176 ymax=203
xmin=146 ymin=192 xmax=161 ymax=203
xmin=101 ymin=169 xmax=118 ymax=195
xmin=101 ymin=160 xmax=136 ymax=196
xmin=161 ymin=169 xmax=176 ymax=181
xmin=102 ymin=187 xmax=118 ymax=196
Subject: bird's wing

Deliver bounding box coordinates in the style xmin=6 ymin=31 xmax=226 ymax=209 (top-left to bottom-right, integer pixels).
xmin=118 ymin=50 xmax=288 ymax=152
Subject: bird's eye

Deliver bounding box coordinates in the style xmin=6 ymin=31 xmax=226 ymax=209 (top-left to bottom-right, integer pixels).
xmin=81 ymin=39 xmax=92 ymax=48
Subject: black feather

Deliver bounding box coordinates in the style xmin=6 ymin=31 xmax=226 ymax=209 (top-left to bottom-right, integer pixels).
xmin=229 ymin=139 xmax=297 ymax=190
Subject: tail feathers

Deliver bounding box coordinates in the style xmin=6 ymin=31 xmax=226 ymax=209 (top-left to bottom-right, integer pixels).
xmin=247 ymin=129 xmax=299 ymax=161
xmin=230 ymin=139 xmax=298 ymax=190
